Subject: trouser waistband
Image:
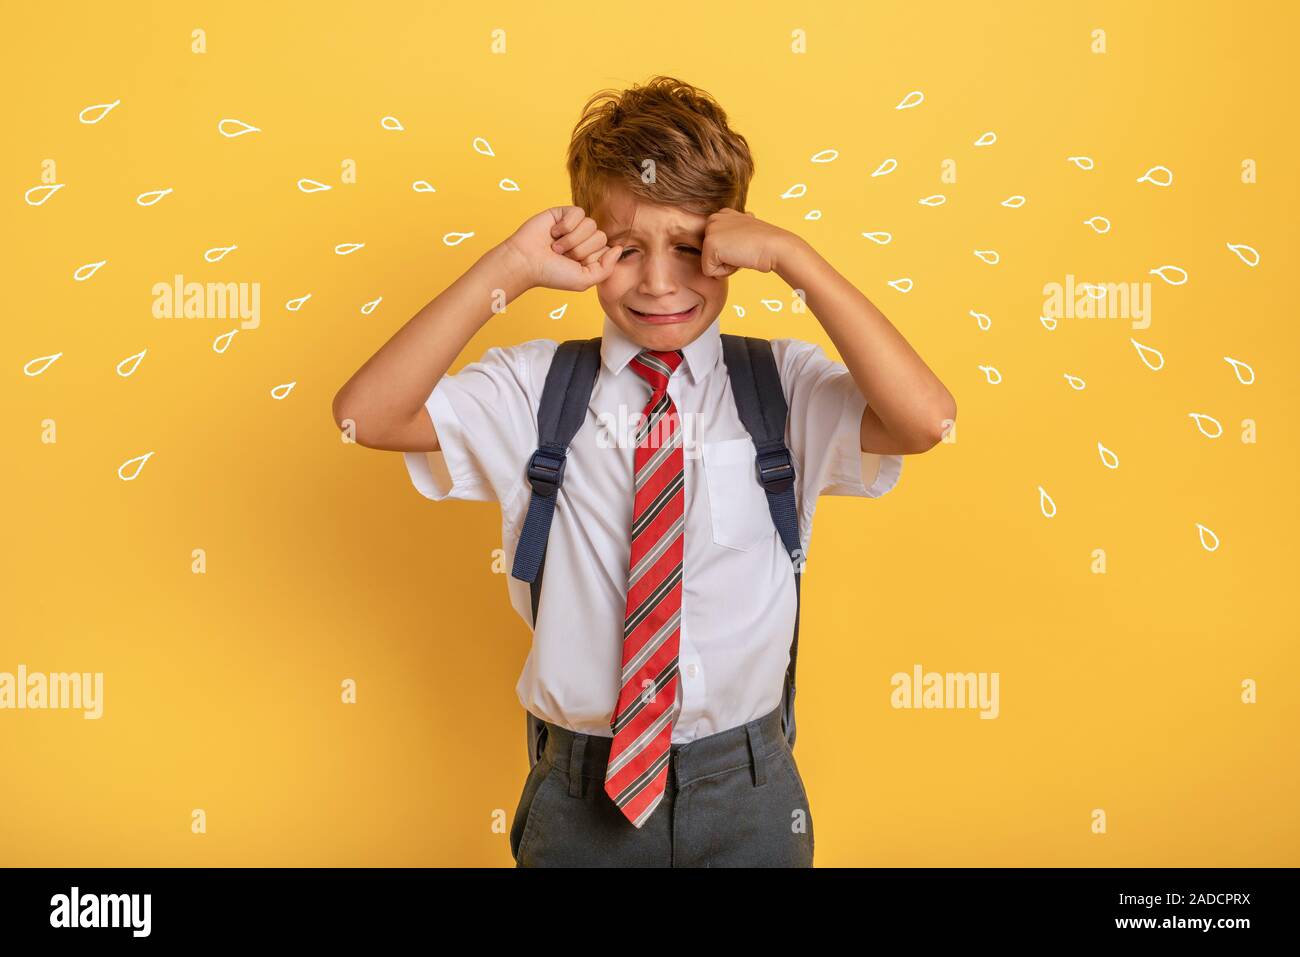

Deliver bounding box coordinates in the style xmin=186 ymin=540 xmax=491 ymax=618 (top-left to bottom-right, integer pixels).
xmin=533 ymin=699 xmax=787 ymax=790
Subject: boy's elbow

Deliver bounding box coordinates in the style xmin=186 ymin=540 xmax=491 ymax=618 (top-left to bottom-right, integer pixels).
xmin=912 ymin=395 xmax=957 ymax=452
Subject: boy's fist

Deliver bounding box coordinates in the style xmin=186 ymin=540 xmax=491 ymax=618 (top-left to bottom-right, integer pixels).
xmin=502 ymin=206 xmax=623 ymax=292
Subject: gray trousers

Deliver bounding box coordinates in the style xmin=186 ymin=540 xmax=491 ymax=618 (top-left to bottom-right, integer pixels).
xmin=511 ymin=700 xmax=814 ymax=867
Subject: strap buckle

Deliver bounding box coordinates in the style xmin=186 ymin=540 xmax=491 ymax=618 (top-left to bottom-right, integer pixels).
xmin=525 ymin=447 xmax=567 ymax=496
xmin=755 ymin=446 xmax=795 ymax=494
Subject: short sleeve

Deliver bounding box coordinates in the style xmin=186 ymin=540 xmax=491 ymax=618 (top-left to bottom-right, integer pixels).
xmin=403 ymin=338 xmax=557 ymax=506
xmin=771 ymin=338 xmax=903 ymax=549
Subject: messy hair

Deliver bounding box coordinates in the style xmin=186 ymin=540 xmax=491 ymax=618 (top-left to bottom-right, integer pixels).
xmin=566 ymin=75 xmax=755 ymax=220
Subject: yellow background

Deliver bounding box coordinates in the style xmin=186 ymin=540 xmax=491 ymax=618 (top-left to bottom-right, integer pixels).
xmin=3 ymin=0 xmax=1297 ymax=866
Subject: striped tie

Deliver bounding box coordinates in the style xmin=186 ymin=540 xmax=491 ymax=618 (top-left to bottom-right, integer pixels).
xmin=605 ymin=347 xmax=686 ymax=828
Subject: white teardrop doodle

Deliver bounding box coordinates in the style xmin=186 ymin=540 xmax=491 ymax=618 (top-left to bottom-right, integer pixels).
xmin=1039 ymin=316 xmax=1058 ymax=331
xmin=412 ymin=180 xmax=437 ymax=193
xmin=973 ymin=249 xmax=1000 ymax=265
xmin=25 ymin=184 xmax=65 ymax=206
xmin=1067 ymin=155 xmax=1095 ymax=170
xmin=23 ymin=352 xmax=63 ymax=376
xmin=334 ymin=242 xmax=365 ymax=255
xmin=360 ymin=297 xmax=382 ymax=316
xmin=1064 ymin=374 xmax=1086 ymax=390
xmin=73 ymin=260 xmax=107 ymax=281
xmin=380 ymin=115 xmax=404 ymax=131
xmin=974 ymin=131 xmax=997 ymax=146
xmin=285 ymin=293 xmax=312 ymax=311
xmin=886 ymin=278 xmax=913 ymax=293
xmin=498 ymin=178 xmax=520 ymax=192
xmin=116 ymin=349 xmax=147 ymax=377
xmin=1097 ymin=442 xmax=1119 ymax=469
xmin=1149 ymin=265 xmax=1188 ymax=286
xmin=810 ymin=148 xmax=839 ymax=163
xmin=472 ymin=136 xmax=495 ymax=156
xmin=549 ymin=303 xmax=568 ymax=321
xmin=1136 ymin=165 xmax=1174 ymax=187
xmin=918 ymin=194 xmax=946 ymax=206
xmin=270 ymin=381 xmax=296 ymax=400
xmin=213 ymin=329 xmax=238 ymax=353
xmin=871 ymin=159 xmax=897 ymax=177
xmin=803 ymin=209 xmax=822 ymax=220
xmin=1187 ymin=412 xmax=1223 ymax=438
xmin=1038 ymin=485 xmax=1057 ymax=518
xmin=79 ymin=99 xmax=121 ymax=124
xmin=118 ymin=451 xmax=154 ymax=481
xmin=204 ymin=245 xmax=237 ymax=263
xmin=1223 ymin=356 xmax=1255 ymax=385
xmin=442 ymin=231 xmax=475 ymax=246
xmin=732 ymin=303 xmax=746 ymax=318
xmin=1083 ymin=216 xmax=1111 ymax=233
xmin=218 ymin=118 xmax=261 ymax=138
xmin=969 ymin=310 xmax=991 ymax=331
xmin=1195 ymin=523 xmax=1220 ymax=552
xmin=861 ymin=231 xmax=893 ymax=245
xmin=136 ymin=188 xmax=173 ymax=207
xmin=979 ymin=365 xmax=1002 ymax=384
xmin=1078 ymin=282 xmax=1108 ymax=300
xmin=760 ymin=299 xmax=784 ymax=312
xmin=1000 ymin=195 xmax=1026 ymax=208
xmin=1225 ymin=242 xmax=1260 ymax=267
xmin=1129 ymin=337 xmax=1165 ymax=371
xmin=297 ymin=178 xmax=332 ymax=193
xmin=781 ymin=183 xmax=807 ymax=199
xmin=895 ymin=90 xmax=925 ymax=110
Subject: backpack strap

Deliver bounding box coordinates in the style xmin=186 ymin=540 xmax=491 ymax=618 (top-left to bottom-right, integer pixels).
xmin=510 ymin=337 xmax=602 ymax=767
xmin=510 ymin=337 xmax=602 ymax=626
xmin=719 ymin=333 xmax=803 ymax=751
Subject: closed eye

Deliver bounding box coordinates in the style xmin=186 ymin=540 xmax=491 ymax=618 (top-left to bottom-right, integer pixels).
xmin=618 ymin=245 xmax=701 ymax=259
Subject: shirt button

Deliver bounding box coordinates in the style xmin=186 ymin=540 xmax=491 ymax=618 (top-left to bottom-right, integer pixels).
xmin=685 ymin=663 xmax=699 ymax=679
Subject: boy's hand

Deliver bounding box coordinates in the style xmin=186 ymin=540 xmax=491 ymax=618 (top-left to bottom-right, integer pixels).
xmin=700 ymin=208 xmax=798 ymax=278
xmin=501 ymin=206 xmax=623 ymax=292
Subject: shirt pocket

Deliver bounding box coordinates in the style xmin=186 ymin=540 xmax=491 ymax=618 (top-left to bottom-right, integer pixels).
xmin=700 ymin=436 xmax=774 ymax=551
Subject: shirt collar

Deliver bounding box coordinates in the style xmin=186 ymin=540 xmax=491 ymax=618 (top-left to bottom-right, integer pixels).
xmin=600 ymin=311 xmax=722 ymax=386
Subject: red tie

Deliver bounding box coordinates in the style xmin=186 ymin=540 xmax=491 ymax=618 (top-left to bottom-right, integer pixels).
xmin=605 ymin=348 xmax=686 ymax=828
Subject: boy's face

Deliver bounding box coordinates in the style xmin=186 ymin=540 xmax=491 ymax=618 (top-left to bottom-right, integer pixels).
xmin=591 ymin=182 xmax=726 ymax=353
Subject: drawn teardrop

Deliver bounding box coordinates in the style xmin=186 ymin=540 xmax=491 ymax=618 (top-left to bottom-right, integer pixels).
xmin=1130 ymin=337 xmax=1165 ymax=371
xmin=297 ymin=178 xmax=332 ymax=193
xmin=204 ymin=245 xmax=237 ymax=263
xmin=498 ymin=178 xmax=519 ymax=191
xmin=1038 ymin=485 xmax=1057 ymax=518
xmin=23 ymin=352 xmax=63 ymax=376
xmin=895 ymin=90 xmax=925 ymax=110
xmin=442 ymin=231 xmax=475 ymax=246
xmin=79 ymin=99 xmax=121 ymax=124
xmin=380 ymin=115 xmax=404 ymax=131
xmin=118 ymin=451 xmax=154 ymax=481
xmin=1001 ymin=195 xmax=1026 ymax=208
xmin=334 ymin=242 xmax=365 ymax=255
xmin=136 ymin=188 xmax=173 ymax=206
xmin=969 ymin=310 xmax=991 ymax=331
xmin=1187 ymin=412 xmax=1223 ymax=438
xmin=270 ymin=381 xmax=296 ymax=400
xmin=285 ymin=294 xmax=312 ymax=311
xmin=1064 ymin=374 xmax=1086 ymax=390
xmin=116 ymin=349 xmax=147 ymax=377
xmin=886 ymin=278 xmax=913 ymax=293
xmin=1195 ymin=523 xmax=1220 ymax=552
xmin=1097 ymin=442 xmax=1119 ymax=469
xmin=1222 ymin=356 xmax=1255 ymax=385
xmin=549 ymin=303 xmax=568 ymax=321
xmin=218 ymin=118 xmax=261 ymax=138
xmin=979 ymin=365 xmax=1002 ymax=385
xmin=1225 ymin=242 xmax=1259 ymax=267
xmin=361 ymin=297 xmax=382 ymax=316
xmin=472 ymin=136 xmax=494 ymax=156
xmin=782 ymin=183 xmax=807 ymax=199
xmin=73 ymin=260 xmax=107 ymax=281
xmin=871 ymin=159 xmax=897 ymax=177
xmin=760 ymin=299 xmax=784 ymax=312
xmin=1136 ymin=165 xmax=1174 ymax=187
xmin=974 ymin=131 xmax=997 ymax=146
xmin=861 ymin=231 xmax=892 ymax=245
xmin=810 ymin=149 xmax=838 ymax=163
xmin=25 ymin=184 xmax=65 ymax=206
xmin=1149 ymin=265 xmax=1188 ymax=286
xmin=213 ymin=329 xmax=238 ymax=353
xmin=973 ymin=249 xmax=1000 ymax=265
xmin=918 ymin=194 xmax=946 ymax=206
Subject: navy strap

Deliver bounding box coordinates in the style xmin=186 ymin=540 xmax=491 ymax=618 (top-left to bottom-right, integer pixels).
xmin=720 ymin=334 xmax=803 ymax=750
xmin=510 ymin=337 xmax=602 ymax=616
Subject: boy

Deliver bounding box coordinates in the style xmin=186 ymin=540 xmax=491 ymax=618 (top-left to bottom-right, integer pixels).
xmin=332 ymin=76 xmax=956 ymax=867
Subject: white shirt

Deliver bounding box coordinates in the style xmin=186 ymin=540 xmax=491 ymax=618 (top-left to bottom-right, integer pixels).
xmin=403 ymin=313 xmax=903 ymax=743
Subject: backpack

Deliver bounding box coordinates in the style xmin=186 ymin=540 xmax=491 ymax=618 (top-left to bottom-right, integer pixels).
xmin=509 ymin=334 xmax=803 ymax=769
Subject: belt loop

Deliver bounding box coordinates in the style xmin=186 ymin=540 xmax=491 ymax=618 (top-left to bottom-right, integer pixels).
xmin=746 ymin=720 xmax=766 ymax=788
xmin=569 ymin=734 xmax=587 ymax=797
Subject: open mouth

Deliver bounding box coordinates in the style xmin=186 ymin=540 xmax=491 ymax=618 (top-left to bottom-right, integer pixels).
xmin=627 ymin=304 xmax=699 ymax=323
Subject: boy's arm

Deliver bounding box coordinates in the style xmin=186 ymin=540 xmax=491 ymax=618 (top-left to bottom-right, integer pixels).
xmin=330 ymin=243 xmax=533 ymax=452
xmin=331 ymin=207 xmax=624 ymax=452
xmin=773 ymin=235 xmax=956 ymax=455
